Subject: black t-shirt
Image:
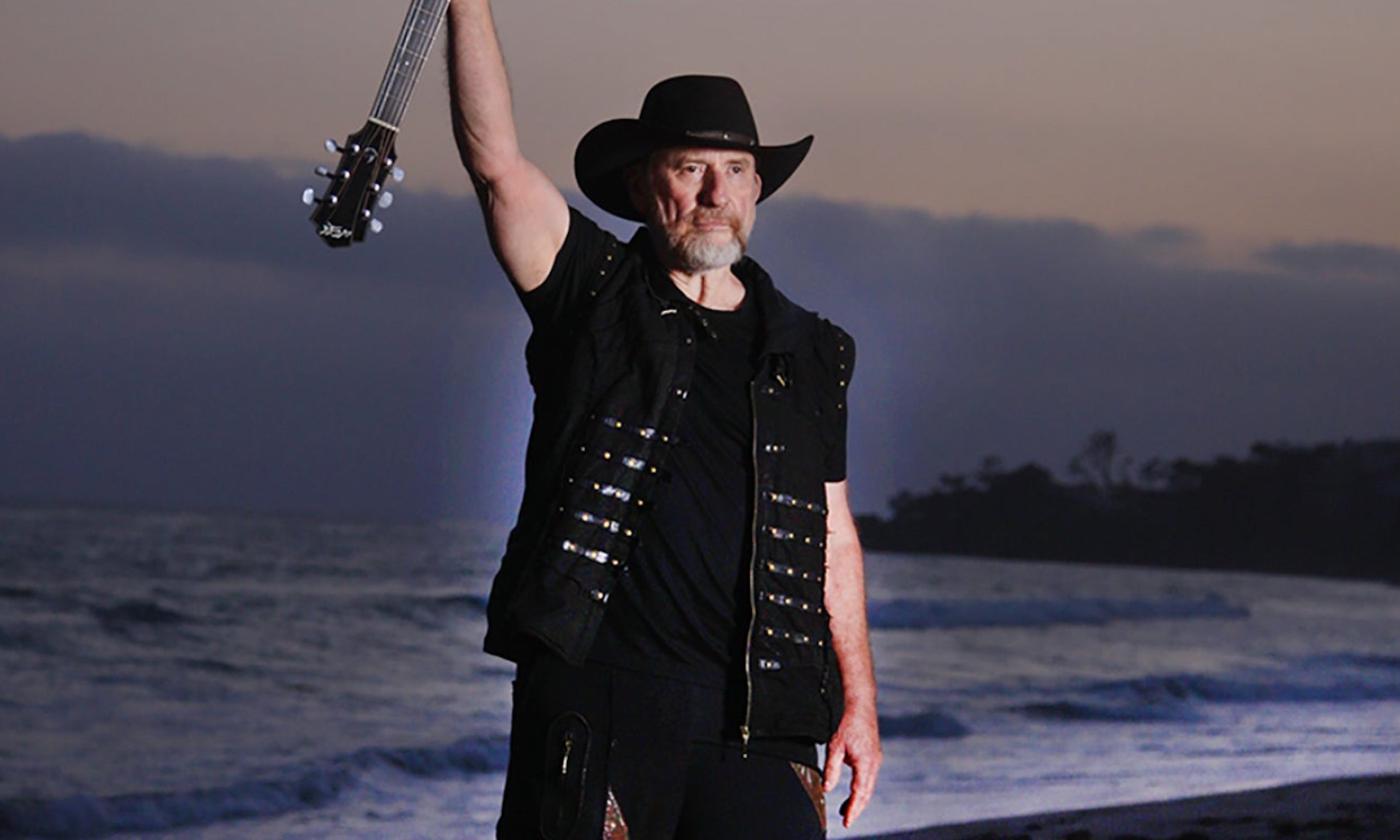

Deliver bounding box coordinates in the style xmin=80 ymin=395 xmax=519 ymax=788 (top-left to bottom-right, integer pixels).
xmin=587 ymin=269 xmax=761 ymax=692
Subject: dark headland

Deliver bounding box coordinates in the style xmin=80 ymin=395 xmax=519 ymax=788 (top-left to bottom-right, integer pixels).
xmin=856 ymin=434 xmax=1400 ymax=587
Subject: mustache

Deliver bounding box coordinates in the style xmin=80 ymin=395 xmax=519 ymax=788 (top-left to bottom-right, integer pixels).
xmin=686 ymin=210 xmax=739 ymax=228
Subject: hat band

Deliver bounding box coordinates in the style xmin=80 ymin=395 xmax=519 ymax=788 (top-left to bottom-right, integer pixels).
xmin=682 ymin=129 xmax=757 ymax=147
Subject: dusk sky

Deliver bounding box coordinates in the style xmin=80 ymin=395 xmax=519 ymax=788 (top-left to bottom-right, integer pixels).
xmin=2 ymin=1 xmax=1398 ymax=524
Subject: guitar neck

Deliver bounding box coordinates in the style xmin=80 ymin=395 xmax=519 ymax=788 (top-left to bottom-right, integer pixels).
xmin=369 ymin=0 xmax=452 ymax=130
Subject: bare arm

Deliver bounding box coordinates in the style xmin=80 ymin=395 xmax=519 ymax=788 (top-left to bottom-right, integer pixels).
xmin=821 ymin=478 xmax=882 ymax=829
xmin=445 ymin=0 xmax=568 ymax=292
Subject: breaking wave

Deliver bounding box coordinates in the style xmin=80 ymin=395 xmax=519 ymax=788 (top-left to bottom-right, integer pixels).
xmin=0 ymin=735 xmax=508 ymax=838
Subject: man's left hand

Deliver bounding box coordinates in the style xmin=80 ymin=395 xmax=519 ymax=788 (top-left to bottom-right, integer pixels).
xmin=822 ymin=701 xmax=882 ymax=829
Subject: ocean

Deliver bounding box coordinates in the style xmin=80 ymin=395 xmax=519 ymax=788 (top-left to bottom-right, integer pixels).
xmin=1 ymin=504 xmax=1397 ymax=838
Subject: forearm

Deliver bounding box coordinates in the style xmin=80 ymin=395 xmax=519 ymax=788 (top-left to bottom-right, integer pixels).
xmin=445 ymin=0 xmax=522 ymax=183
xmin=825 ymin=535 xmax=877 ymax=714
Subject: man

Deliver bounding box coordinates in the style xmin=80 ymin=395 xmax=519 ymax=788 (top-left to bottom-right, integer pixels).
xmin=445 ymin=3 xmax=880 ymax=837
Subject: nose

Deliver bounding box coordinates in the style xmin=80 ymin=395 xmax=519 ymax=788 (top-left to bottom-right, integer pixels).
xmin=699 ymin=167 xmax=728 ymax=207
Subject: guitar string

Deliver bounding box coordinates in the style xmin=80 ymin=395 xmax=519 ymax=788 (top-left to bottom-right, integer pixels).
xmin=375 ymin=0 xmax=449 ymax=127
xmin=373 ymin=0 xmax=433 ymax=121
xmin=383 ymin=0 xmax=437 ymax=122
xmin=370 ymin=0 xmax=424 ymax=121
xmin=388 ymin=0 xmax=450 ymax=125
xmin=372 ymin=0 xmax=436 ymax=122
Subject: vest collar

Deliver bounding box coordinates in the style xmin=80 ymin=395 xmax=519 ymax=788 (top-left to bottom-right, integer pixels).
xmin=628 ymin=224 xmax=812 ymax=356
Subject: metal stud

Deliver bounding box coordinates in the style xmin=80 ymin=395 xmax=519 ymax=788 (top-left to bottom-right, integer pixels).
xmin=574 ymin=509 xmax=621 ymax=533
xmin=592 ymin=482 xmax=632 ymax=502
xmin=562 ymin=539 xmax=610 ymax=564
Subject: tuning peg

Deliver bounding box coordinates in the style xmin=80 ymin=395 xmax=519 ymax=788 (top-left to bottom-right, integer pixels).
xmin=323 ymin=138 xmax=361 ymax=154
xmin=314 ymin=165 xmax=344 ymax=179
xmin=377 ymin=191 xmax=394 ymax=208
xmin=391 ymin=166 xmax=405 ymax=183
xmin=369 ymin=218 xmax=384 ymax=234
xmin=302 ymin=188 xmax=336 ymax=206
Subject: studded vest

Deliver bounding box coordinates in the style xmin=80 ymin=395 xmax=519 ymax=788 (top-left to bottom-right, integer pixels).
xmin=485 ymin=211 xmax=856 ymax=745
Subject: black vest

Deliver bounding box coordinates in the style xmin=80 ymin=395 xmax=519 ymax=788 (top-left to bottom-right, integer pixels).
xmin=485 ymin=222 xmax=855 ymax=744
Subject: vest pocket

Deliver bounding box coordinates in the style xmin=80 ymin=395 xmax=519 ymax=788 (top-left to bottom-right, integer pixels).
xmin=539 ymin=710 xmax=591 ymax=839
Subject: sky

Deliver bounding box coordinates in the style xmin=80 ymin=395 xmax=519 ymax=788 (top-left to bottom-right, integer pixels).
xmin=2 ymin=1 xmax=1399 ymax=524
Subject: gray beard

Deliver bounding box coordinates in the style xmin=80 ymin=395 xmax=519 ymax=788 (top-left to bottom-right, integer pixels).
xmin=668 ymin=229 xmax=746 ymax=273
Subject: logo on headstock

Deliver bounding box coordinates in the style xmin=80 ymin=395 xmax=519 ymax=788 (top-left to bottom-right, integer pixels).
xmin=319 ymin=222 xmax=354 ymax=240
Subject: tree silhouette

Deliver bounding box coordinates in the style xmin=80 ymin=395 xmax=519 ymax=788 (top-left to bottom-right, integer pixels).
xmin=859 ymin=435 xmax=1400 ymax=585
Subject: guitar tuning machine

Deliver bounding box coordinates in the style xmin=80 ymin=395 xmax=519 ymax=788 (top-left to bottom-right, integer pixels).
xmin=302 ymin=188 xmax=337 ymax=207
xmin=324 ymin=138 xmax=362 ymax=155
xmin=359 ymin=209 xmax=385 ymax=233
xmin=314 ymin=165 xmax=347 ymax=180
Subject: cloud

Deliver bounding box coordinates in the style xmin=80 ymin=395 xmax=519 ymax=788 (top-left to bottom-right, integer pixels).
xmin=1255 ymin=240 xmax=1400 ymax=282
xmin=3 ymin=132 xmax=1398 ymax=523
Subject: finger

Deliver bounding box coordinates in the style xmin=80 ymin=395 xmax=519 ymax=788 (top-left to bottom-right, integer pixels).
xmin=845 ymin=761 xmax=865 ymax=826
xmin=823 ymin=741 xmax=845 ymax=792
xmin=850 ymin=754 xmax=881 ymax=824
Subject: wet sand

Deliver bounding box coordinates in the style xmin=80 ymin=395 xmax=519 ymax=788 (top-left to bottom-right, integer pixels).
xmin=862 ymin=773 xmax=1400 ymax=839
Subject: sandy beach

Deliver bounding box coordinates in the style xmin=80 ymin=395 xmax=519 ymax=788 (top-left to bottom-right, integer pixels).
xmin=863 ymin=773 xmax=1400 ymax=839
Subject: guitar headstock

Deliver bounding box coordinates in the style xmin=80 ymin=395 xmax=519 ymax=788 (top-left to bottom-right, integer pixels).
xmin=303 ymin=120 xmax=404 ymax=248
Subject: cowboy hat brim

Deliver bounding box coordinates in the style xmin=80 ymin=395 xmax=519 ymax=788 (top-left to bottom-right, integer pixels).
xmin=574 ymin=118 xmax=814 ymax=222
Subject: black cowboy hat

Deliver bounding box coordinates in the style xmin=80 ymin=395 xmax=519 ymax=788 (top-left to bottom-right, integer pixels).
xmin=574 ymin=74 xmax=814 ymax=222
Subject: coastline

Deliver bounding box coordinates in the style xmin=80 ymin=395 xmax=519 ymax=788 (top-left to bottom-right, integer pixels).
xmin=860 ymin=772 xmax=1400 ymax=839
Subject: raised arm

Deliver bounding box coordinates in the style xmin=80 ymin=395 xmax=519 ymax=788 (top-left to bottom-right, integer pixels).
xmin=446 ymin=0 xmax=569 ymax=292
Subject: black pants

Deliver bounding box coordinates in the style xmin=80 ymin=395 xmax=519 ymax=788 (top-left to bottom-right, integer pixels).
xmin=497 ymin=649 xmax=826 ymax=839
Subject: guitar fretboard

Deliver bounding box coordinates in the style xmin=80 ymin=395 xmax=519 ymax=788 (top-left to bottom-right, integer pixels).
xmin=370 ymin=0 xmax=451 ymax=129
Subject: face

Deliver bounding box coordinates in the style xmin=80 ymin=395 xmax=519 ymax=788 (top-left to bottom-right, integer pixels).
xmin=629 ymin=146 xmax=762 ymax=273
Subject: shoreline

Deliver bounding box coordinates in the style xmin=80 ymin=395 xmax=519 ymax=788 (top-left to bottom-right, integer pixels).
xmin=861 ymin=772 xmax=1400 ymax=839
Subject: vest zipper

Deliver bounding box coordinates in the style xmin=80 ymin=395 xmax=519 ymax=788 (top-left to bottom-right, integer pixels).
xmin=741 ymin=372 xmax=760 ymax=759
